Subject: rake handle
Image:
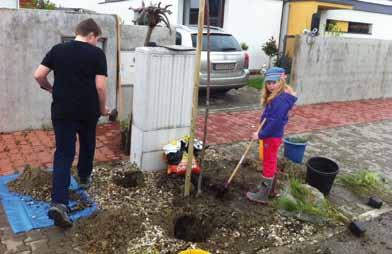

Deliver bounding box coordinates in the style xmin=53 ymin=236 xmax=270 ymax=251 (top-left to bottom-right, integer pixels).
xmin=225 ymin=118 xmax=266 ymax=187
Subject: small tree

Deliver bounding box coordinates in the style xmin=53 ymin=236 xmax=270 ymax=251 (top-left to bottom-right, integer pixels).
xmin=130 ymin=1 xmax=172 ymax=46
xmin=261 ymin=36 xmax=278 ymax=68
xmin=23 ymin=0 xmax=56 ymax=10
xmin=240 ymin=42 xmax=249 ymax=51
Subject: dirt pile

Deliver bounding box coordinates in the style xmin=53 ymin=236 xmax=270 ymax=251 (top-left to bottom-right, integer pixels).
xmin=112 ymin=163 xmax=144 ymax=188
xmin=72 ymin=206 xmax=145 ymax=253
xmin=7 ymin=165 xmax=91 ymax=211
xmin=7 ymin=165 xmax=52 ymax=201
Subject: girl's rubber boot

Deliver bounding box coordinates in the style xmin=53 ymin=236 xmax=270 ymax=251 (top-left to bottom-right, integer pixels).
xmin=269 ymin=171 xmax=279 ymax=198
xmin=246 ymin=176 xmax=273 ymax=204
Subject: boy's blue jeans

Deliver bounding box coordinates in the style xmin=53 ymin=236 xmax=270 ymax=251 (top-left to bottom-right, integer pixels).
xmin=51 ymin=117 xmax=98 ymax=205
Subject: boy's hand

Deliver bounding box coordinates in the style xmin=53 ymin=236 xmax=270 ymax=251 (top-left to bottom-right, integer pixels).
xmin=100 ymin=106 xmax=109 ymax=116
xmin=252 ymin=132 xmax=259 ymax=140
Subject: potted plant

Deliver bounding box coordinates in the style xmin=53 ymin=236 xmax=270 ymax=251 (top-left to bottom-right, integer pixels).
xmin=240 ymin=42 xmax=249 ymax=51
xmin=130 ymin=1 xmax=172 ymax=46
xmin=283 ymin=136 xmax=309 ymax=163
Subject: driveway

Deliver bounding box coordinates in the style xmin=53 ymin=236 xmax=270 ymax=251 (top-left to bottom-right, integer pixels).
xmin=198 ymin=86 xmax=261 ymax=113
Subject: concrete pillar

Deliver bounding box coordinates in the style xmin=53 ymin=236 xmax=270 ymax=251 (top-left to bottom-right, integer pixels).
xmin=130 ymin=47 xmax=195 ymax=171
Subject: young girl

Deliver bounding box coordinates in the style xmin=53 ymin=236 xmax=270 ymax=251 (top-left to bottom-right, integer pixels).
xmin=247 ymin=67 xmax=297 ymax=204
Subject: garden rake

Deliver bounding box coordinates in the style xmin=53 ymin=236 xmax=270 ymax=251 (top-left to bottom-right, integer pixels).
xmin=215 ymin=118 xmax=266 ymax=198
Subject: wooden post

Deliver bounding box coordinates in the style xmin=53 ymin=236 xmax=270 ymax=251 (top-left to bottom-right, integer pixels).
xmin=197 ymin=0 xmax=210 ymax=196
xmin=115 ymin=15 xmax=122 ymax=118
xmin=184 ymin=0 xmax=206 ymax=197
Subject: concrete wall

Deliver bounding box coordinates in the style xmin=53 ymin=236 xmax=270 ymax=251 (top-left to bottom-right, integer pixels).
xmin=320 ymin=9 xmax=392 ymax=40
xmin=0 ymin=8 xmax=117 ymax=132
xmin=119 ymin=25 xmax=175 ymax=121
xmin=223 ymin=0 xmax=283 ymax=70
xmin=291 ymin=35 xmax=392 ymax=105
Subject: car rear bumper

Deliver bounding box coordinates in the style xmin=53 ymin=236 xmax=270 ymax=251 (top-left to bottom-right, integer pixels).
xmin=199 ymin=69 xmax=250 ymax=90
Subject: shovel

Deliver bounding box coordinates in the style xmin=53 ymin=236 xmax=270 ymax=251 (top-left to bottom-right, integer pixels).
xmin=215 ymin=118 xmax=266 ymax=198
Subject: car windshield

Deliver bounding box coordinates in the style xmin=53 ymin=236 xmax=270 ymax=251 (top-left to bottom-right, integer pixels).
xmin=191 ymin=33 xmax=241 ymax=52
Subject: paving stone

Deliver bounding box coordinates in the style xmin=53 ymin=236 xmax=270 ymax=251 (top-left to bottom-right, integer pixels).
xmin=0 ymin=243 xmax=7 ymax=253
xmin=15 ymin=243 xmax=30 ymax=252
xmin=54 ymin=246 xmax=77 ymax=254
xmin=26 ymin=239 xmax=48 ymax=253
xmin=2 ymin=238 xmax=26 ymax=253
xmin=24 ymin=230 xmax=47 ymax=243
xmin=45 ymin=228 xmax=65 ymax=242
xmin=48 ymin=239 xmax=72 ymax=249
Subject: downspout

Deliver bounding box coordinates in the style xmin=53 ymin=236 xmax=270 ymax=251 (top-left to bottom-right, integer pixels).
xmin=278 ymin=0 xmax=288 ymax=54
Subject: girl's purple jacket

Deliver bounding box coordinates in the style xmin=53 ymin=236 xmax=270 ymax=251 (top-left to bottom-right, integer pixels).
xmin=259 ymin=92 xmax=297 ymax=139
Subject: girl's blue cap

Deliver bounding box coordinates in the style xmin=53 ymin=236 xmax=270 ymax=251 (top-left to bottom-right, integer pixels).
xmin=265 ymin=67 xmax=285 ymax=82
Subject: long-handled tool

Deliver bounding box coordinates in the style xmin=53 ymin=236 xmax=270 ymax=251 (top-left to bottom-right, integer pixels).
xmin=215 ymin=118 xmax=267 ymax=198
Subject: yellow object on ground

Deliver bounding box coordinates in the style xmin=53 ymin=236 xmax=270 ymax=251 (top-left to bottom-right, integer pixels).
xmin=179 ymin=249 xmax=210 ymax=254
xmin=259 ymin=140 xmax=264 ymax=161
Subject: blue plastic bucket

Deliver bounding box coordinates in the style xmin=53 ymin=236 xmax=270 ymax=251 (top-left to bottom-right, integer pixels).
xmin=283 ymin=138 xmax=307 ymax=163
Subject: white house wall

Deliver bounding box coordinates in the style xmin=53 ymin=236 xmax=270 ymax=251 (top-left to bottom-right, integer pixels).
xmin=320 ymin=9 xmax=392 ymax=40
xmin=0 ymin=0 xmax=18 ymax=8
xmin=223 ymin=0 xmax=283 ymax=70
xmin=51 ymin=0 xmax=283 ymax=70
xmin=50 ymin=0 xmax=182 ymax=25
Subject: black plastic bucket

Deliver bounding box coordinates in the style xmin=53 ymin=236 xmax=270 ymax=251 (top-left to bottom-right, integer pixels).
xmin=306 ymin=157 xmax=339 ymax=195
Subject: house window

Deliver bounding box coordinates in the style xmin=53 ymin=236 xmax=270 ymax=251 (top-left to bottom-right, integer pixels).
xmin=176 ymin=32 xmax=182 ymax=45
xmin=185 ymin=0 xmax=225 ymax=27
xmin=326 ymin=19 xmax=372 ymax=35
xmin=348 ymin=22 xmax=372 ymax=34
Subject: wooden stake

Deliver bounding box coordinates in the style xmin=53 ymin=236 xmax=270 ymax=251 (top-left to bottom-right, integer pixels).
xmin=115 ymin=15 xmax=122 ymax=117
xmin=197 ymin=0 xmax=211 ymax=196
xmin=184 ymin=0 xmax=206 ymax=197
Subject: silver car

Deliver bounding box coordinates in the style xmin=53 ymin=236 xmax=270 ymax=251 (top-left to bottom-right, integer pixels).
xmin=175 ymin=25 xmax=250 ymax=92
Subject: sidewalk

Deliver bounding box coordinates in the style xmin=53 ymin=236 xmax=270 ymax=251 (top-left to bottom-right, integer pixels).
xmin=2 ymin=98 xmax=392 ymax=175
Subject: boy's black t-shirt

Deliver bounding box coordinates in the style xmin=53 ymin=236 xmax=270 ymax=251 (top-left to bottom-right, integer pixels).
xmin=41 ymin=40 xmax=107 ymax=120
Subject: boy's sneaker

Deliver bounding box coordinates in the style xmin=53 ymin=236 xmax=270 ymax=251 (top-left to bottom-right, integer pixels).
xmin=78 ymin=176 xmax=92 ymax=190
xmin=48 ymin=203 xmax=72 ymax=228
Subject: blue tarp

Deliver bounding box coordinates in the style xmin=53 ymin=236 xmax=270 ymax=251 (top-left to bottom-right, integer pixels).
xmin=0 ymin=172 xmax=97 ymax=234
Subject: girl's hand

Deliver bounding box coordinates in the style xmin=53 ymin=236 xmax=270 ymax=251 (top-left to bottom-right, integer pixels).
xmin=285 ymin=85 xmax=297 ymax=96
xmin=252 ymin=132 xmax=259 ymax=140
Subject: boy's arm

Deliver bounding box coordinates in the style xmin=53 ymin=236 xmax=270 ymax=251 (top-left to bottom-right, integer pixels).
xmin=34 ymin=65 xmax=53 ymax=93
xmin=96 ymin=75 xmax=108 ymax=116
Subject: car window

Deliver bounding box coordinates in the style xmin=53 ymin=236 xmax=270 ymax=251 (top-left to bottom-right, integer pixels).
xmin=191 ymin=33 xmax=241 ymax=52
xmin=176 ymin=32 xmax=182 ymax=45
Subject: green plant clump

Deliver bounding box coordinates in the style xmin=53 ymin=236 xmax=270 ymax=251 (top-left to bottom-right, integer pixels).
xmin=337 ymin=170 xmax=391 ymax=200
xmin=275 ymin=179 xmax=344 ymax=223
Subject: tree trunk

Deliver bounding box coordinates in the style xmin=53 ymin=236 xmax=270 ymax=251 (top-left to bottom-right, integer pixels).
xmin=144 ymin=26 xmax=154 ymax=46
xmin=197 ymin=0 xmax=211 ymax=196
xmin=184 ymin=0 xmax=206 ymax=197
